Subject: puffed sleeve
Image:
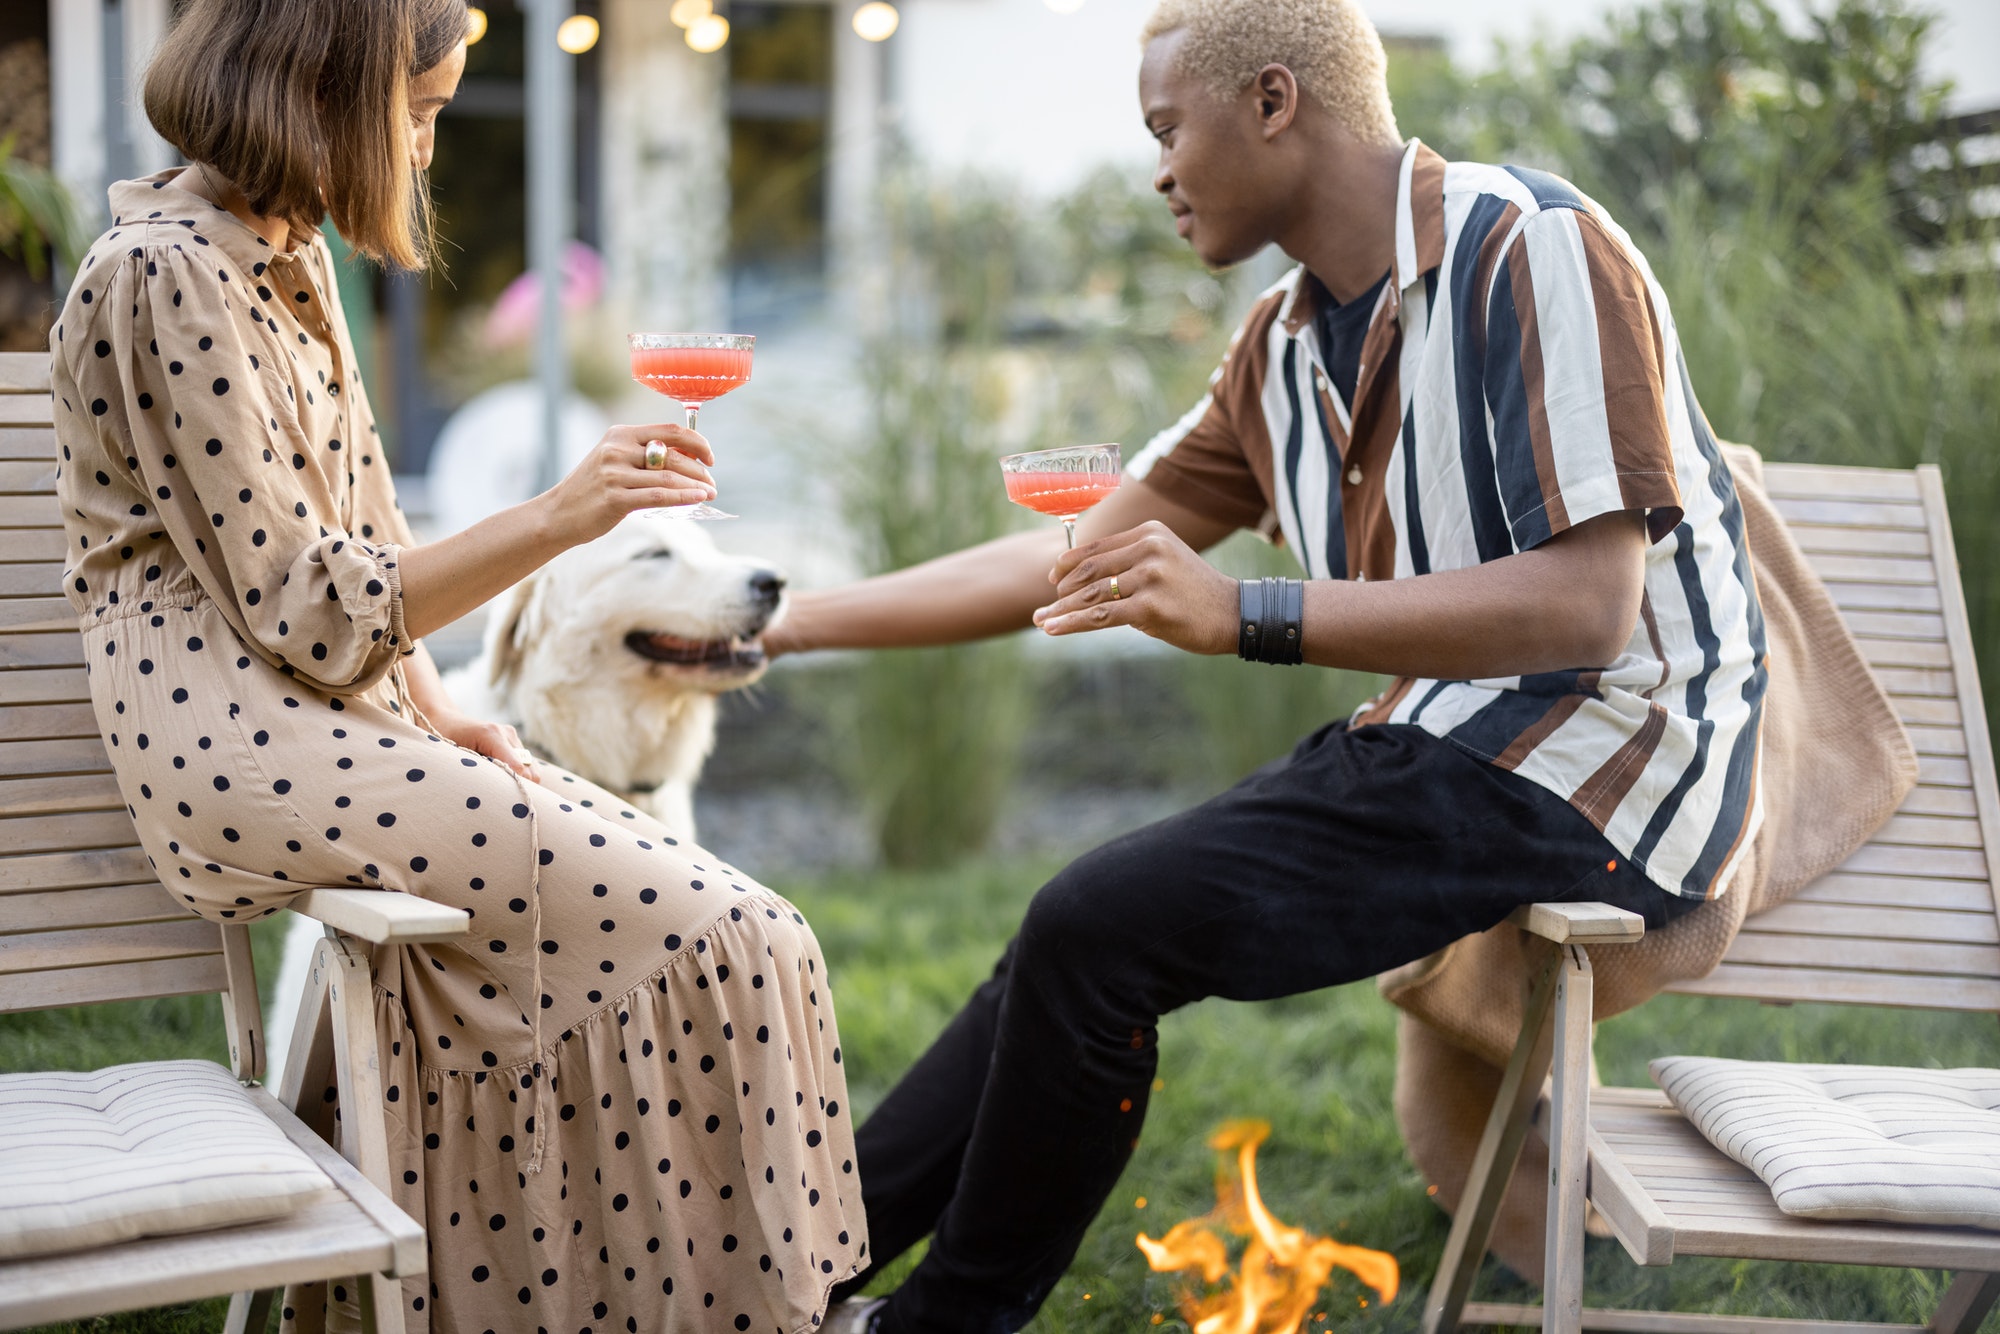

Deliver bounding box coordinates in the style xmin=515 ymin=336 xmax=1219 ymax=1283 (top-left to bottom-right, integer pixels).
xmin=79 ymin=244 xmax=410 ymax=693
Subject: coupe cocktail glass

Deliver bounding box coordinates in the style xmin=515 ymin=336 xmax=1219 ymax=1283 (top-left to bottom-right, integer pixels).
xmin=1000 ymin=443 xmax=1123 ymax=549
xmin=628 ymin=333 xmax=755 ymax=520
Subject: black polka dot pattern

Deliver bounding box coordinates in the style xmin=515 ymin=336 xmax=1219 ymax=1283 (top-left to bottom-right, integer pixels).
xmin=48 ymin=175 xmax=864 ymax=1333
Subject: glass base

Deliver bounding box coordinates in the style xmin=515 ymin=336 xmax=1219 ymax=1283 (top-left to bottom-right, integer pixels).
xmin=652 ymin=502 xmax=737 ymax=521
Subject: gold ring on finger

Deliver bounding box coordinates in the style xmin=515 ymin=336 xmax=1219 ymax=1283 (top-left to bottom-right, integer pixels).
xmin=644 ymin=440 xmax=669 ymax=470
xmin=1108 ymin=574 xmax=1123 ymax=601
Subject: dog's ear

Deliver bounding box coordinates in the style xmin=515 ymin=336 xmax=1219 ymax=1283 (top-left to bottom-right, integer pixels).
xmin=484 ymin=572 xmax=548 ymax=698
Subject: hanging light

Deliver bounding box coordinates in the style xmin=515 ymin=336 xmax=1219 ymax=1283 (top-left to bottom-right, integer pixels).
xmin=852 ymin=1 xmax=899 ymax=41
xmin=685 ymin=12 xmax=730 ymax=52
xmin=1045 ymin=0 xmax=1086 ymax=12
xmin=669 ymin=0 xmax=712 ymax=29
xmin=555 ymin=13 xmax=600 ymax=52
xmin=465 ymin=6 xmax=489 ymax=43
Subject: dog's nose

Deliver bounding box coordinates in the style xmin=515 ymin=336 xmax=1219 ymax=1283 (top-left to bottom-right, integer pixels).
xmin=750 ymin=570 xmax=786 ymax=606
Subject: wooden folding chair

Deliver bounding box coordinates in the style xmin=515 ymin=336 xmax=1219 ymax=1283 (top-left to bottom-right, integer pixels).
xmin=1421 ymin=459 xmax=2000 ymax=1334
xmin=0 ymin=352 xmax=468 ymax=1333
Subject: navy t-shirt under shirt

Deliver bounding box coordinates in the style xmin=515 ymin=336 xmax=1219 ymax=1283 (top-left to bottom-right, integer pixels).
xmin=1313 ymin=270 xmax=1390 ymax=410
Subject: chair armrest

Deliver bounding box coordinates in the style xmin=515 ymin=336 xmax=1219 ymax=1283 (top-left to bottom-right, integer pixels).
xmin=1508 ymin=901 xmax=1645 ymax=945
xmin=290 ymin=889 xmax=469 ymax=944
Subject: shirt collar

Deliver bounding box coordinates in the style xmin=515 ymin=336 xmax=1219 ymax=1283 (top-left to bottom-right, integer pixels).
xmin=1277 ymin=138 xmax=1450 ymax=338
xmin=108 ymin=169 xmax=315 ymax=276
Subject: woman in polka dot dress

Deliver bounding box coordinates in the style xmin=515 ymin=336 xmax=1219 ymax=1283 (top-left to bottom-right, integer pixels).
xmin=49 ymin=1 xmax=864 ymax=1330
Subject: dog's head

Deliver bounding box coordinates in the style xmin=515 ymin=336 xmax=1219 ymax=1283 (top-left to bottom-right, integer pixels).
xmin=485 ymin=515 xmax=786 ymax=705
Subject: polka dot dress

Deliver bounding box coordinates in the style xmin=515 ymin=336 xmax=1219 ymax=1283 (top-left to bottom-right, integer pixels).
xmin=50 ymin=174 xmax=865 ymax=1333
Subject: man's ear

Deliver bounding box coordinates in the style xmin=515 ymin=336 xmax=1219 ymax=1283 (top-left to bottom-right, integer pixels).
xmin=1254 ymin=63 xmax=1301 ymax=140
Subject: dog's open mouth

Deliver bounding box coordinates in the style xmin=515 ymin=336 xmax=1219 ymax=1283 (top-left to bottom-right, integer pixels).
xmin=623 ymin=631 xmax=767 ymax=672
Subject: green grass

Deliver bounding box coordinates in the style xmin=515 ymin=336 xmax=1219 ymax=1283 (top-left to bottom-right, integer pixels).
xmin=5 ymin=865 xmax=1997 ymax=1332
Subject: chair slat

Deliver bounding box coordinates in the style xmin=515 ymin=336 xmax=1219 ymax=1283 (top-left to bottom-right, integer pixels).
xmin=0 ymin=427 xmax=58 ymax=460
xmin=0 ymin=596 xmax=83 ymax=633
xmin=1745 ymin=899 xmax=1999 ymax=945
xmin=0 ymin=951 xmax=228 ymax=1014
xmin=1789 ymin=526 xmax=1931 ymax=559
xmin=1890 ymin=695 xmax=1961 ymax=728
xmin=0 ymin=529 xmax=69 ymax=562
xmin=0 ymin=844 xmax=152 ymax=891
xmin=0 ymin=666 xmax=91 ymax=703
xmin=0 ymin=883 xmax=189 ymax=932
xmin=1836 ymin=609 xmax=1946 ymax=643
xmin=0 ymin=494 xmax=69 ymax=527
xmin=1823 ymin=579 xmax=1943 ymax=614
xmin=1723 ymin=930 xmax=1999 ymax=977
xmin=0 ymin=772 xmax=125 ymax=816
xmin=1838 ymin=841 xmax=1987 ymax=880
xmin=1864 ymin=811 xmax=1984 ymax=848
xmin=1892 ymin=783 xmax=1977 ymax=817
xmin=0 ymin=395 xmax=53 ymax=427
xmin=1875 ymin=666 xmax=1957 ymax=699
xmin=1801 ymin=553 xmax=1937 ymax=585
xmin=0 ymin=460 xmax=58 ymax=494
xmin=1760 ymin=462 xmax=1922 ymax=502
xmin=0 ymin=563 xmax=65 ymax=597
xmin=0 ymin=734 xmax=113 ymax=777
xmin=0 ymin=359 xmax=50 ymax=393
xmin=0 ymin=631 xmax=87 ymax=669
xmin=1900 ymin=722 xmax=1967 ymax=756
xmin=1916 ymin=753 xmax=1972 ymax=787
xmin=0 ymin=809 xmax=143 ymax=856
xmin=1792 ymin=870 xmax=1996 ymax=913
xmin=0 ymin=701 xmax=99 ymax=742
xmin=1857 ymin=637 xmax=1952 ymax=671
xmin=1669 ymin=961 xmax=2000 ymax=1011
xmin=1767 ymin=497 xmax=1928 ymax=531
xmin=0 ymin=917 xmax=219 ymax=973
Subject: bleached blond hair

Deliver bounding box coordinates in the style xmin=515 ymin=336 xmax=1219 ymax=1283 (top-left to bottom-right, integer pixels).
xmin=1140 ymin=0 xmax=1402 ymax=149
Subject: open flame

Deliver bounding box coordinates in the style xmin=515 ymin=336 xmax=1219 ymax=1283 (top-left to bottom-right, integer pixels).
xmin=1136 ymin=1119 xmax=1399 ymax=1333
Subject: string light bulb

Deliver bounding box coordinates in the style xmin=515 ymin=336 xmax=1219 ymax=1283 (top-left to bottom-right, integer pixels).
xmin=685 ymin=12 xmax=730 ymax=52
xmin=465 ymin=6 xmax=488 ymax=43
xmin=555 ymin=13 xmax=599 ymax=53
xmin=852 ymin=2 xmax=899 ymax=41
xmin=1045 ymin=0 xmax=1087 ymax=12
xmin=669 ymin=0 xmax=711 ymax=28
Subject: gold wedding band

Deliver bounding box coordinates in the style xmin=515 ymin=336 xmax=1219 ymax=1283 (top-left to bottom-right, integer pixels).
xmin=643 ymin=440 xmax=669 ymax=470
xmin=1108 ymin=574 xmax=1123 ymax=601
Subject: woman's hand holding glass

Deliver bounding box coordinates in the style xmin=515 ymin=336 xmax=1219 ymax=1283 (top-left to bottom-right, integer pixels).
xmin=540 ymin=423 xmax=718 ymax=546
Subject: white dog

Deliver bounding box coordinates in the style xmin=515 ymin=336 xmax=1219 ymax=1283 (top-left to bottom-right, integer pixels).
xmin=444 ymin=513 xmax=786 ymax=840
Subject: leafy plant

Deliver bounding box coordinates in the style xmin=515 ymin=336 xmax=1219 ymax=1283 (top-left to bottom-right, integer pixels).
xmin=834 ymin=174 xmax=1038 ymax=869
xmin=0 ymin=134 xmax=87 ymax=282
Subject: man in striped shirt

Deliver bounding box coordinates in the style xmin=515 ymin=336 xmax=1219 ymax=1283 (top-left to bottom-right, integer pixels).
xmin=793 ymin=0 xmax=1767 ymax=1328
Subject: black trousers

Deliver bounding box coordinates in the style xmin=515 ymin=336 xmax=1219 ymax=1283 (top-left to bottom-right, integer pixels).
xmin=840 ymin=723 xmax=1699 ymax=1333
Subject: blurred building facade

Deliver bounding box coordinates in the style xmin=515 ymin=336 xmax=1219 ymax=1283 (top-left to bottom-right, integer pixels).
xmin=18 ymin=0 xmax=1998 ymax=472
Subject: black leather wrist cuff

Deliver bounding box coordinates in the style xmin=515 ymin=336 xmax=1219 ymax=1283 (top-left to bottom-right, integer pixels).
xmin=1238 ymin=577 xmax=1304 ymax=665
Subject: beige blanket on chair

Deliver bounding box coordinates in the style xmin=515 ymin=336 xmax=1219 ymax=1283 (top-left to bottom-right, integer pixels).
xmin=1379 ymin=445 xmax=1919 ymax=1278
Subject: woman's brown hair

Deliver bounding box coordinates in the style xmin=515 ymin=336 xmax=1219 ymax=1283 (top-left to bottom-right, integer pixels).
xmin=143 ymin=0 xmax=468 ymax=269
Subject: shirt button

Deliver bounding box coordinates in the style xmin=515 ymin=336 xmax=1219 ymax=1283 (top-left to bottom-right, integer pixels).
xmin=1355 ymin=572 xmax=1368 ymax=583
xmin=1347 ymin=466 xmax=1364 ymax=485
xmin=1315 ymin=372 xmax=1329 ymax=393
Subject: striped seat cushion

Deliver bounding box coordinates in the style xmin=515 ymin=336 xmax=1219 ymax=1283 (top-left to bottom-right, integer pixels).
xmin=1651 ymin=1056 xmax=2000 ymax=1229
xmin=0 ymin=1060 xmax=330 ymax=1260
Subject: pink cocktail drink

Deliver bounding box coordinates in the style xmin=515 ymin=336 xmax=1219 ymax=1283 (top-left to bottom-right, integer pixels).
xmin=628 ymin=333 xmax=756 ymax=521
xmin=630 ymin=345 xmax=753 ymax=406
xmin=1003 ymin=471 xmax=1122 ymax=521
xmin=998 ymin=443 xmax=1123 ymax=549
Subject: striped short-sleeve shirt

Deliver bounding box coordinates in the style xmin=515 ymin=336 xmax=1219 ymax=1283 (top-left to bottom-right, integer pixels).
xmin=1130 ymin=141 xmax=1768 ymax=900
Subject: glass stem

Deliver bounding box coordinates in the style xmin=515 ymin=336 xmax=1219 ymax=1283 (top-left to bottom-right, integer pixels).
xmin=1062 ymin=518 xmax=1077 ymax=550
xmin=684 ymin=403 xmax=701 ymax=433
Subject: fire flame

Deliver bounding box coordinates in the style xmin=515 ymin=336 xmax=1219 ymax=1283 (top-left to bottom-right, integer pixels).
xmin=1136 ymin=1119 xmax=1399 ymax=1333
